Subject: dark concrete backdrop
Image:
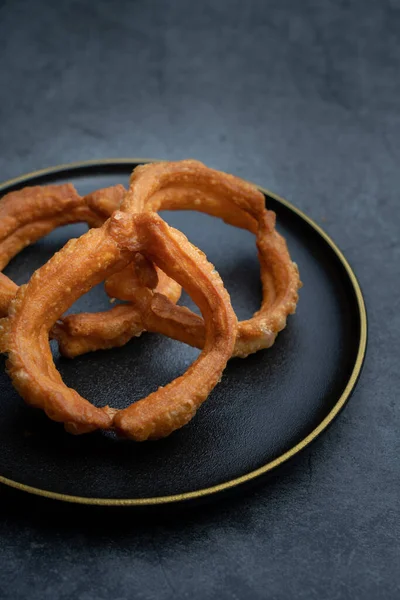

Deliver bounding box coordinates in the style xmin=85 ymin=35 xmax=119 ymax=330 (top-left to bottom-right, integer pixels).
xmin=0 ymin=1 xmax=399 ymax=599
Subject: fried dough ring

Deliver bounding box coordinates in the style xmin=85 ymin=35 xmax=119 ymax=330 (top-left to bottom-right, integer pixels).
xmin=0 ymin=183 xmax=122 ymax=316
xmin=0 ymin=211 xmax=237 ymax=440
xmin=56 ymin=160 xmax=301 ymax=358
xmin=0 ymin=184 xmax=181 ymax=338
xmin=52 ymin=259 xmax=181 ymax=357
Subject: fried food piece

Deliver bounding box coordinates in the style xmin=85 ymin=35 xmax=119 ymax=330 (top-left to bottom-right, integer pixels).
xmin=53 ymin=261 xmax=181 ymax=357
xmin=0 ymin=184 xmax=124 ymax=316
xmin=56 ymin=160 xmax=301 ymax=358
xmin=0 ymin=212 xmax=237 ymax=440
xmin=0 ymin=273 xmax=18 ymax=316
xmin=0 ymin=183 xmax=183 ymax=335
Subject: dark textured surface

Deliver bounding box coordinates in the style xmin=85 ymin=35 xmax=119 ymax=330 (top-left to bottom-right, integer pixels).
xmin=0 ymin=0 xmax=398 ymax=599
xmin=0 ymin=163 xmax=362 ymax=500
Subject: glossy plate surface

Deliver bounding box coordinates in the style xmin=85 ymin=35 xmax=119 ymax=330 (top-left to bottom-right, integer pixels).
xmin=0 ymin=160 xmax=366 ymax=505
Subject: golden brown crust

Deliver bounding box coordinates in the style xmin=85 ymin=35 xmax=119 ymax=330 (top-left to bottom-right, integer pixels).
xmin=111 ymin=213 xmax=237 ymax=440
xmin=0 ymin=184 xmax=125 ymax=317
xmin=56 ymin=160 xmax=301 ymax=358
xmin=1 ymin=224 xmax=130 ymax=433
xmin=0 ymin=182 xmax=182 ymax=339
xmin=53 ymin=268 xmax=182 ymax=358
xmin=0 ymin=273 xmax=18 ymax=316
xmin=124 ymin=161 xmax=301 ymax=357
xmin=0 ymin=212 xmax=237 ymax=440
xmin=53 ymin=252 xmax=182 ymax=358
xmin=82 ymin=184 xmax=126 ymax=226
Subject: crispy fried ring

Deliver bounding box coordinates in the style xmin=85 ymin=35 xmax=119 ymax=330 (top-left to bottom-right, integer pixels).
xmin=0 ymin=184 xmax=122 ymax=316
xmin=56 ymin=160 xmax=301 ymax=358
xmin=52 ymin=258 xmax=181 ymax=357
xmin=0 ymin=211 xmax=237 ymax=440
xmin=0 ymin=184 xmax=181 ymax=335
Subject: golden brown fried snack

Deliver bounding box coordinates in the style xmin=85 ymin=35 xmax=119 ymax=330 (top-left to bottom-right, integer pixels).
xmin=53 ymin=260 xmax=181 ymax=357
xmin=0 ymin=183 xmax=183 ymax=339
xmin=0 ymin=183 xmax=123 ymax=316
xmin=56 ymin=160 xmax=301 ymax=358
xmin=0 ymin=273 xmax=18 ymax=316
xmin=0 ymin=212 xmax=237 ymax=440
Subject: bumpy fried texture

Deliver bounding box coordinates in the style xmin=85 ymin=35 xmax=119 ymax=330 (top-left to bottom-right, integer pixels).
xmin=0 ymin=183 xmax=125 ymax=317
xmin=53 ymin=259 xmax=181 ymax=357
xmin=0 ymin=273 xmax=18 ymax=316
xmin=56 ymin=160 xmax=301 ymax=358
xmin=0 ymin=212 xmax=237 ymax=440
xmin=83 ymin=185 xmax=126 ymax=225
xmin=0 ymin=181 xmax=183 ymax=355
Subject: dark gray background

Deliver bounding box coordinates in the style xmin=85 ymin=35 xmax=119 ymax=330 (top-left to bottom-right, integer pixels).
xmin=0 ymin=1 xmax=399 ymax=599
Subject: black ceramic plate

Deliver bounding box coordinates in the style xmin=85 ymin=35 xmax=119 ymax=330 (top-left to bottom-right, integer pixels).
xmin=0 ymin=160 xmax=366 ymax=505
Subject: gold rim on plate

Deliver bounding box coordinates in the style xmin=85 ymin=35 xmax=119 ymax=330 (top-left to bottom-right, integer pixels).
xmin=0 ymin=159 xmax=368 ymax=506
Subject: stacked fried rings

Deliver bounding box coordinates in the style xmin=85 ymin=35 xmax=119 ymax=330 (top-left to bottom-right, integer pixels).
xmin=0 ymin=160 xmax=301 ymax=440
